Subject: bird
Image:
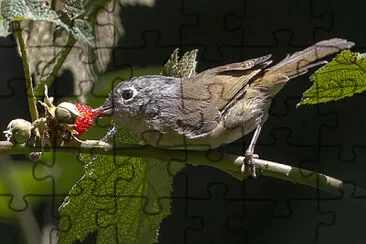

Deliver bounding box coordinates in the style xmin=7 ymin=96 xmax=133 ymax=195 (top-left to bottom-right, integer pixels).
xmin=95 ymin=38 xmax=354 ymax=177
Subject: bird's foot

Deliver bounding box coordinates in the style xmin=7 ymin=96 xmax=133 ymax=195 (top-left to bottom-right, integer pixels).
xmin=241 ymin=151 xmax=258 ymax=178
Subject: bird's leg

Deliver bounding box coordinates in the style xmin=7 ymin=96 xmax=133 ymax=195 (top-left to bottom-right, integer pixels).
xmin=242 ymin=119 xmax=263 ymax=178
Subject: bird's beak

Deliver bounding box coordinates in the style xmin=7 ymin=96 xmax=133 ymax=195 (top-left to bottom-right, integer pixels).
xmin=93 ymin=105 xmax=114 ymax=117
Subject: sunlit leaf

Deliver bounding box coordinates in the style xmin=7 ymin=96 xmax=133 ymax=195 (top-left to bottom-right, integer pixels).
xmin=57 ymin=125 xmax=180 ymax=244
xmin=161 ymin=48 xmax=198 ymax=78
xmin=298 ymin=50 xmax=366 ymax=106
xmin=0 ymin=0 xmax=95 ymax=46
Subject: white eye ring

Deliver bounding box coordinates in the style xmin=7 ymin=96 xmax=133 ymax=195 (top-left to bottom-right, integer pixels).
xmin=121 ymin=87 xmax=137 ymax=101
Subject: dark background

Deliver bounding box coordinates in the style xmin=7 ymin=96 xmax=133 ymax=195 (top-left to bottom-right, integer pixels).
xmin=1 ymin=0 xmax=366 ymax=243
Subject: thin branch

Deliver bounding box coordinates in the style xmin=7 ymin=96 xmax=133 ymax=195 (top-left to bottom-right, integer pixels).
xmin=14 ymin=22 xmax=39 ymax=121
xmin=33 ymin=0 xmax=103 ymax=97
xmin=1 ymin=140 xmax=365 ymax=202
xmin=34 ymin=35 xmax=77 ymax=96
xmin=12 ymin=23 xmax=41 ymax=243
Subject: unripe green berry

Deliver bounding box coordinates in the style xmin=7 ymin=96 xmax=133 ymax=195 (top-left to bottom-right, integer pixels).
xmin=55 ymin=102 xmax=81 ymax=123
xmin=29 ymin=151 xmax=42 ymax=161
xmin=3 ymin=119 xmax=32 ymax=144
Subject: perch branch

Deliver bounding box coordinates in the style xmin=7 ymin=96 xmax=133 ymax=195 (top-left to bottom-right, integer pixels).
xmin=0 ymin=140 xmax=364 ymax=201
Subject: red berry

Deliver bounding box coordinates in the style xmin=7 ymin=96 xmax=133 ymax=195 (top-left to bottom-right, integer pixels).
xmin=73 ymin=104 xmax=103 ymax=136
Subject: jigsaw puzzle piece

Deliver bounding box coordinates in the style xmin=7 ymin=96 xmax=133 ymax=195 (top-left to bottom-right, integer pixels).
xmin=181 ymin=0 xmax=245 ymax=62
xmin=261 ymin=96 xmax=337 ymax=146
xmin=318 ymin=94 xmax=366 ymax=162
xmin=112 ymin=31 xmax=178 ymax=70
xmin=159 ymin=195 xmax=203 ymax=244
xmin=33 ymin=151 xmax=84 ymax=196
xmin=310 ymin=0 xmax=366 ymax=43
xmin=93 ymin=157 xmax=183 ymax=243
xmin=313 ymin=193 xmax=366 ymax=243
xmin=313 ymin=146 xmax=366 ymax=201
xmin=225 ymin=0 xmax=333 ymax=47
xmin=55 ymin=177 xmax=99 ymax=242
xmin=273 ymin=198 xmax=334 ymax=243
xmin=56 ymin=145 xmax=167 ymax=243
xmin=0 ymin=43 xmax=25 ymax=106
xmin=255 ymin=128 xmax=319 ymax=172
xmin=0 ymin=157 xmax=56 ymax=213
xmin=182 ymin=183 xmax=248 ymax=243
xmin=120 ymin=0 xmax=197 ymax=47
xmin=226 ymin=179 xmax=337 ymax=243
xmin=0 ymin=78 xmax=27 ymax=104
xmin=0 ymin=151 xmax=83 ymax=222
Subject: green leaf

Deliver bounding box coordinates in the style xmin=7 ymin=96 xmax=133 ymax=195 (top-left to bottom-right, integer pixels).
xmin=161 ymin=48 xmax=198 ymax=78
xmin=0 ymin=0 xmax=95 ymax=46
xmin=71 ymin=19 xmax=94 ymax=46
xmin=0 ymin=0 xmax=25 ymax=35
xmin=65 ymin=0 xmax=85 ymax=15
xmin=0 ymin=16 xmax=9 ymax=36
xmin=0 ymin=152 xmax=83 ymax=217
xmin=58 ymin=125 xmax=182 ymax=244
xmin=0 ymin=0 xmax=59 ymax=28
xmin=0 ymin=0 xmax=27 ymax=19
xmin=298 ymin=50 xmax=366 ymax=106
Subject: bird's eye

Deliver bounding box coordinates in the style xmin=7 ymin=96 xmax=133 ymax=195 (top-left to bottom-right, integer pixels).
xmin=122 ymin=89 xmax=134 ymax=100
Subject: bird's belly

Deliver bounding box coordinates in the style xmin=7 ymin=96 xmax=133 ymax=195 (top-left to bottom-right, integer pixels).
xmin=128 ymin=89 xmax=269 ymax=150
xmin=139 ymin=120 xmax=257 ymax=150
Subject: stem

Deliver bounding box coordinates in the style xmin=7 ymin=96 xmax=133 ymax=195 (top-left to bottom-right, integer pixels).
xmin=34 ymin=35 xmax=76 ymax=96
xmin=0 ymin=140 xmax=364 ymax=203
xmin=33 ymin=0 xmax=107 ymax=97
xmin=14 ymin=22 xmax=39 ymax=121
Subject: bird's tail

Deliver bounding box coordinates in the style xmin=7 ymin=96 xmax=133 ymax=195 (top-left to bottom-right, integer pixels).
xmin=266 ymin=38 xmax=354 ymax=78
xmin=256 ymin=38 xmax=354 ymax=96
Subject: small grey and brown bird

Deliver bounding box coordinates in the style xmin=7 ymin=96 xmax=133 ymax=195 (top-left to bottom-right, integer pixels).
xmin=96 ymin=38 xmax=354 ymax=177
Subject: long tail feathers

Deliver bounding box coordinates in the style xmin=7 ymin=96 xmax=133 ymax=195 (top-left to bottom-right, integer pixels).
xmin=265 ymin=38 xmax=355 ymax=79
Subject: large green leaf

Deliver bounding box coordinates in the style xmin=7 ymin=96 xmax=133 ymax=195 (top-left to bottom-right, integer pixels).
xmin=298 ymin=50 xmax=366 ymax=106
xmin=0 ymin=0 xmax=95 ymax=46
xmin=0 ymin=0 xmax=60 ymax=35
xmin=57 ymin=125 xmax=181 ymax=244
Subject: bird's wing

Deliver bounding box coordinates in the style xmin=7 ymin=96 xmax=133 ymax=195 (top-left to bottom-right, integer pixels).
xmin=178 ymin=55 xmax=272 ymax=136
xmin=181 ymin=54 xmax=272 ymax=112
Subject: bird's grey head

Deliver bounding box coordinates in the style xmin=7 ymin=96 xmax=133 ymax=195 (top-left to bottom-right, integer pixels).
xmin=104 ymin=75 xmax=181 ymax=124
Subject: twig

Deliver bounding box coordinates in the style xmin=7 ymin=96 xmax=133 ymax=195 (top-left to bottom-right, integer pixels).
xmin=14 ymin=22 xmax=39 ymax=121
xmin=34 ymin=35 xmax=76 ymax=96
xmin=0 ymin=140 xmax=365 ymax=202
xmin=33 ymin=0 xmax=104 ymax=97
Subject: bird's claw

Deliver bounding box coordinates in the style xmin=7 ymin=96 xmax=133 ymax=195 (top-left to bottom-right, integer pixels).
xmin=241 ymin=152 xmax=258 ymax=178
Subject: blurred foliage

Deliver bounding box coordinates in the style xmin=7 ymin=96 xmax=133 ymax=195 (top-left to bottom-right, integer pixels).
xmin=0 ymin=153 xmax=83 ymax=217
